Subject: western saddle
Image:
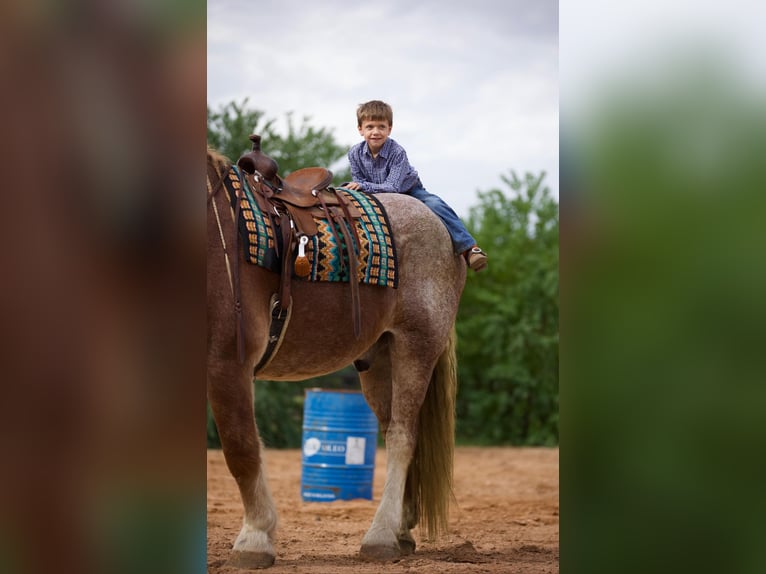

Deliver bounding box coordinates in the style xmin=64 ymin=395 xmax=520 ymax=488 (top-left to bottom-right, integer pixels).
xmin=236 ymin=134 xmax=363 ymax=346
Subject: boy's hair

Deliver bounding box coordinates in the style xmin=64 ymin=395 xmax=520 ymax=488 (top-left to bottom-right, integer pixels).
xmin=356 ymin=100 xmax=393 ymax=127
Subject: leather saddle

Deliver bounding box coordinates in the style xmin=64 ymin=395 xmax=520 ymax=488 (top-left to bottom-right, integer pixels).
xmin=237 ymin=135 xmax=361 ymax=230
xmin=236 ymin=134 xmax=363 ymax=337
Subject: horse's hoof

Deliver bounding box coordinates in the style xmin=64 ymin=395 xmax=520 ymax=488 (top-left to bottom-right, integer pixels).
xmin=359 ymin=544 xmax=401 ymax=562
xmin=227 ymin=551 xmax=276 ymax=569
xmin=398 ymin=537 xmax=416 ymax=555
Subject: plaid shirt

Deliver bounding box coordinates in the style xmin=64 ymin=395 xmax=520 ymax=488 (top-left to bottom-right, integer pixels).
xmin=348 ymin=138 xmax=421 ymax=193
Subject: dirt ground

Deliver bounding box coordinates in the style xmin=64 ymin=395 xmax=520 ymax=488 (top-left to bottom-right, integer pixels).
xmin=208 ymin=447 xmax=559 ymax=573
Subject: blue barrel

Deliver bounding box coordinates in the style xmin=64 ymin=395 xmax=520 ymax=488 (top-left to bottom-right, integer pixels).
xmin=301 ymin=389 xmax=378 ymax=502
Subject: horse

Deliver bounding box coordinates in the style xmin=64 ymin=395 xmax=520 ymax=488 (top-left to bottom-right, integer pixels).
xmin=206 ymin=147 xmax=467 ymax=568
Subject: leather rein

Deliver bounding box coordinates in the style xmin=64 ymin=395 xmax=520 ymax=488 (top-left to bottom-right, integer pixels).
xmin=208 ymin=161 xmax=246 ymax=364
xmin=209 ymin=160 xmax=363 ymax=371
xmin=207 ymin=162 xmax=305 ymax=372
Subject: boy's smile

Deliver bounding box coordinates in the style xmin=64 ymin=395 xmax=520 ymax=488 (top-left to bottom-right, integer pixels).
xmin=358 ymin=119 xmax=392 ymax=157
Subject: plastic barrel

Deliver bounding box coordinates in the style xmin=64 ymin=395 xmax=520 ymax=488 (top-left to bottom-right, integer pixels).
xmin=301 ymin=389 xmax=378 ymax=502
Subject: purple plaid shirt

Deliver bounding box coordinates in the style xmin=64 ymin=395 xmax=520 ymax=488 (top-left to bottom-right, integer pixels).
xmin=348 ymin=138 xmax=422 ymax=194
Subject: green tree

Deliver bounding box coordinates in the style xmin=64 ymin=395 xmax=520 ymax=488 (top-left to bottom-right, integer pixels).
xmin=206 ymin=98 xmax=276 ymax=162
xmin=207 ymin=100 xmax=356 ymax=449
xmin=206 ymin=99 xmax=351 ymax=185
xmin=268 ymin=112 xmax=351 ymax=183
xmin=252 ymin=368 xmax=360 ymax=449
xmin=207 ymin=367 xmax=360 ymax=450
xmin=456 ymin=171 xmax=559 ymax=445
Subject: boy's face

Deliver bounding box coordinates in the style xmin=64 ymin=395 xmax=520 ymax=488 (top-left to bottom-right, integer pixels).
xmin=358 ymin=119 xmax=392 ymax=156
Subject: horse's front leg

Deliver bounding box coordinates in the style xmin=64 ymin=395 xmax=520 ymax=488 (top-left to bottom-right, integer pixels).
xmin=208 ymin=359 xmax=277 ymax=568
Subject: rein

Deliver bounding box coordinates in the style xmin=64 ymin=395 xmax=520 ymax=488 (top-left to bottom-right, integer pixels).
xmin=208 ymin=161 xmax=296 ymax=372
xmin=208 ymin=151 xmax=366 ymax=373
xmin=208 ymin=161 xmax=246 ymax=364
xmin=242 ymin=170 xmax=297 ymax=374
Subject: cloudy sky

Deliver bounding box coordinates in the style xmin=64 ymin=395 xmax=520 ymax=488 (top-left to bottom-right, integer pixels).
xmin=208 ymin=0 xmax=558 ymax=217
xmin=560 ymin=1 xmax=766 ymax=117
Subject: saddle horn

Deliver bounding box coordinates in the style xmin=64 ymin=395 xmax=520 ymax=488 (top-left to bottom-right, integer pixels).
xmin=237 ymin=134 xmax=279 ymax=182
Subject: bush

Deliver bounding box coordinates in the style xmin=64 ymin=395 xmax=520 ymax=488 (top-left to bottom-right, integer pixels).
xmin=207 ymin=366 xmax=359 ymax=449
xmin=456 ymin=172 xmax=559 ymax=445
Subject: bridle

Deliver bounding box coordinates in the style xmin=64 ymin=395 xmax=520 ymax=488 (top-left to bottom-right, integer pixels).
xmin=208 ymin=159 xmax=246 ymax=364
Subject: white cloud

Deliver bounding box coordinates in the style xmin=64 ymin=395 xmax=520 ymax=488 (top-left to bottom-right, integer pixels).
xmin=208 ymin=0 xmax=559 ymax=214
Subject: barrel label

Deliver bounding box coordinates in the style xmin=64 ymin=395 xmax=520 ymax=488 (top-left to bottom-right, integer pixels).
xmin=303 ymin=437 xmax=321 ymax=457
xmin=303 ymin=436 xmax=368 ymax=464
xmin=345 ymin=436 xmax=366 ymax=465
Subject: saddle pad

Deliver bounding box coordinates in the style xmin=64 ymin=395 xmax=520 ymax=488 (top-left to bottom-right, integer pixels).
xmin=224 ymin=166 xmax=398 ymax=288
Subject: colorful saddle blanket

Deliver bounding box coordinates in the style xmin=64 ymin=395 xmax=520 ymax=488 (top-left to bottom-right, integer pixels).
xmin=223 ymin=166 xmax=398 ymax=288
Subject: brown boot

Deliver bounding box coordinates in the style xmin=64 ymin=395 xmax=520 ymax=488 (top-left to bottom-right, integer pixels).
xmin=466 ymin=246 xmax=488 ymax=272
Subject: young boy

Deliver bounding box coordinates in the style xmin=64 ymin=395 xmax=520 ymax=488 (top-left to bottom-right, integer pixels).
xmin=344 ymin=100 xmax=488 ymax=272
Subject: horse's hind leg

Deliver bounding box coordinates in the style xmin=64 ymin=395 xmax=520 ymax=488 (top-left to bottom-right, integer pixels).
xmin=208 ymin=359 xmax=277 ymax=568
xmin=358 ymin=334 xmax=437 ymax=560
xmin=399 ymin=476 xmax=419 ymax=554
xmin=358 ymin=335 xmax=418 ymax=556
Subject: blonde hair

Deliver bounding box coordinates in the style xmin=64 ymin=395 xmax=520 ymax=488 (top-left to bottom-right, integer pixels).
xmin=356 ymin=100 xmax=393 ymax=127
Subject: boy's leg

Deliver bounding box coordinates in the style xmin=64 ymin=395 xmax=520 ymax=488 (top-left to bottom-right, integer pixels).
xmin=407 ymin=187 xmax=476 ymax=254
xmin=407 ymin=187 xmax=487 ymax=271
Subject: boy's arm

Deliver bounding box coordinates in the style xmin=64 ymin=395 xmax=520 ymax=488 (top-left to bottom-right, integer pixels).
xmin=351 ymin=148 xmax=414 ymax=194
xmin=349 ymin=150 xmax=365 ymax=186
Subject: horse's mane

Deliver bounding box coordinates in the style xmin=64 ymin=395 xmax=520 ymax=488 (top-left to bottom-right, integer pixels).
xmin=207 ymin=147 xmax=231 ymax=171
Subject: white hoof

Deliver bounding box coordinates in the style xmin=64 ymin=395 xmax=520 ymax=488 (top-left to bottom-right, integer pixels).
xmin=227 ymin=550 xmax=275 ymax=569
xmin=360 ymin=525 xmax=401 ymax=561
xmin=230 ymin=527 xmax=275 ymax=568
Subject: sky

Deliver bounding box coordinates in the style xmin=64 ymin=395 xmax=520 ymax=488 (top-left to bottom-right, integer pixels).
xmin=207 ymin=0 xmax=559 ymax=217
xmin=560 ymin=1 xmax=766 ymax=118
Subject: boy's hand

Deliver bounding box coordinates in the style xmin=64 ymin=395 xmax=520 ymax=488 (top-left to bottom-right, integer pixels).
xmin=344 ymin=182 xmax=362 ymax=190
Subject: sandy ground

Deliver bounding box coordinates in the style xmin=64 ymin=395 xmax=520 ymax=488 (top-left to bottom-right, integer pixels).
xmin=208 ymin=447 xmax=559 ymax=573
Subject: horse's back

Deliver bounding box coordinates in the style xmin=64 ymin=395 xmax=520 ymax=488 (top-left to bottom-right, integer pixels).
xmin=377 ymin=193 xmax=466 ymax=315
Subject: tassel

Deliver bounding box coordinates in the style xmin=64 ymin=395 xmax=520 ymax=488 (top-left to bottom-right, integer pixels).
xmin=295 ymin=235 xmax=310 ymax=277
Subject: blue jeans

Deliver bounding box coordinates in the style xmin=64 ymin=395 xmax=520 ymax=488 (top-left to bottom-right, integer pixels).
xmin=406 ymin=186 xmax=476 ymax=254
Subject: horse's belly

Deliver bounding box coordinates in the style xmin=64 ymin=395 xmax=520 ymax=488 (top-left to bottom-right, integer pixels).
xmin=257 ymin=330 xmax=369 ymax=380
xmin=256 ymin=282 xmax=395 ymax=381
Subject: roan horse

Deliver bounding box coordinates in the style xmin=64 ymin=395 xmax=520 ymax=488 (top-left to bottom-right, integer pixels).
xmin=207 ymin=147 xmax=466 ymax=568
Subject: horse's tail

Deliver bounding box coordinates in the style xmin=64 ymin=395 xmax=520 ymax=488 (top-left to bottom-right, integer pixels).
xmin=407 ymin=324 xmax=457 ymax=540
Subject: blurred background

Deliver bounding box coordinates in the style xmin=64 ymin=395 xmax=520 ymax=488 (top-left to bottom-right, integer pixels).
xmin=4 ymin=0 xmax=766 ymax=573
xmin=207 ymin=0 xmax=560 ymax=216
xmin=560 ymin=2 xmax=766 ymax=573
xmin=206 ymin=101 xmax=559 ymax=450
xmin=0 ymin=1 xmax=206 ymax=573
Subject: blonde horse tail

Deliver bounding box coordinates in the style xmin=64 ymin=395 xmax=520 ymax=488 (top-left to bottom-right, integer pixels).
xmin=407 ymin=324 xmax=458 ymax=540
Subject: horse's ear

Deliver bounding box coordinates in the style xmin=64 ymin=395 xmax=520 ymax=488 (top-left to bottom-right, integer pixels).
xmin=238 ymin=134 xmax=279 ymax=179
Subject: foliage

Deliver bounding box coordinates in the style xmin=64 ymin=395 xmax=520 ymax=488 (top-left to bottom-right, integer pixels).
xmin=206 ymin=401 xmax=220 ymax=448
xmin=206 ymin=367 xmax=360 ymax=450
xmin=253 ymin=367 xmax=361 ymax=449
xmin=206 ymin=99 xmax=559 ymax=448
xmin=456 ymin=171 xmax=559 ymax=445
xmin=206 ymin=99 xmax=351 ymax=185
xmin=206 ymin=100 xmax=359 ymax=449
xmin=267 ymin=112 xmax=351 ymax=183
xmin=206 ymin=98 xmax=276 ymax=162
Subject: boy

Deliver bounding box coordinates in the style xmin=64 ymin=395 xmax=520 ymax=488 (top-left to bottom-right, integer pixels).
xmin=345 ymin=100 xmax=488 ymax=272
